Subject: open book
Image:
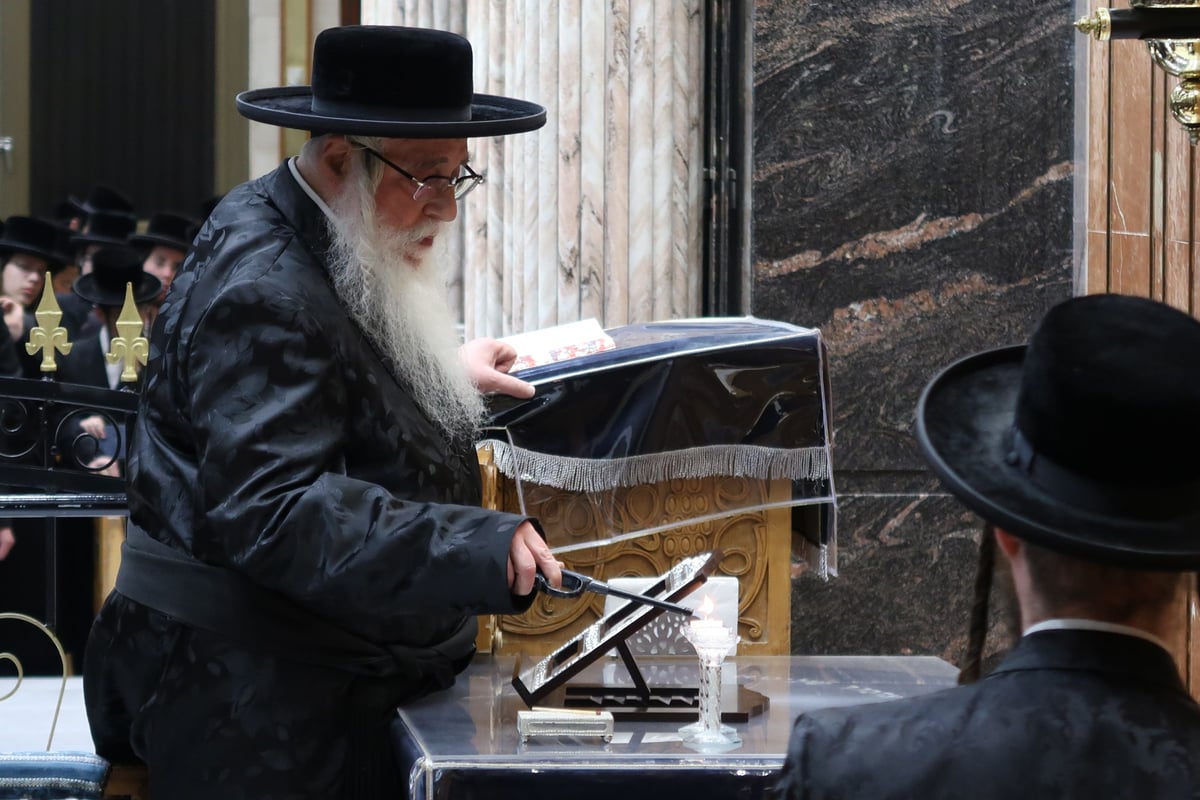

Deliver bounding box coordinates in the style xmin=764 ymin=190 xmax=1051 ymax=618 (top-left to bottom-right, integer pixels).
xmin=501 ymin=318 xmax=616 ymax=372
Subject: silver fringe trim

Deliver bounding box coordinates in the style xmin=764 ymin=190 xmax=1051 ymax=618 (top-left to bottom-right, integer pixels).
xmin=480 ymin=440 xmax=830 ymax=493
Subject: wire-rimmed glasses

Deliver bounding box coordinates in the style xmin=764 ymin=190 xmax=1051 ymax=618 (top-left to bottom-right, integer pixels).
xmin=361 ymin=147 xmax=485 ymax=201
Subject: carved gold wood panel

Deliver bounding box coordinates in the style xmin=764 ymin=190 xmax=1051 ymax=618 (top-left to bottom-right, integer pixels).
xmin=94 ymin=517 xmax=125 ymax=614
xmin=476 ymin=447 xmax=792 ymax=656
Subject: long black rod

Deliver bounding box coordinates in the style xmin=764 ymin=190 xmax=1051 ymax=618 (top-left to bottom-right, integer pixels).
xmin=1108 ymin=7 xmax=1200 ymax=40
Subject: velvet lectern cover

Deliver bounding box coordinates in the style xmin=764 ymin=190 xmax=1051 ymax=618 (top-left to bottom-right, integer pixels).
xmin=481 ymin=317 xmax=837 ymax=577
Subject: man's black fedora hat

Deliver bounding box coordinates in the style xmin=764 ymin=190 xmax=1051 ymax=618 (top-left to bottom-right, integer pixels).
xmin=128 ymin=212 xmax=197 ymax=253
xmin=917 ymin=294 xmax=1200 ymax=569
xmin=72 ymin=245 xmax=161 ymax=308
xmin=73 ymin=185 xmax=135 ymax=219
xmin=236 ymin=26 xmax=546 ymax=138
xmin=0 ymin=216 xmax=67 ymax=267
xmin=71 ymin=212 xmax=138 ymax=250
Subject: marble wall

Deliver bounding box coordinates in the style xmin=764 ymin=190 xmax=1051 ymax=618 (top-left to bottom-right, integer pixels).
xmin=751 ymin=0 xmax=1077 ymax=664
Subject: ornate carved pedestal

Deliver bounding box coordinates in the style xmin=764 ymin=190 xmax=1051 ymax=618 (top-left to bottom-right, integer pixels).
xmin=477 ymin=446 xmax=794 ymax=656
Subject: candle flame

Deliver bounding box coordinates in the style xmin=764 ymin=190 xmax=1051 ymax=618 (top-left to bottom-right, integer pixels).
xmin=696 ymin=594 xmax=715 ymax=618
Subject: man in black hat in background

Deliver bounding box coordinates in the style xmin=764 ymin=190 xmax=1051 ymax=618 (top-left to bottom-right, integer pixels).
xmin=85 ymin=25 xmax=563 ymax=800
xmin=61 ymin=211 xmax=137 ymax=339
xmin=0 ymin=215 xmax=63 ymax=375
xmin=774 ymin=294 xmax=1200 ymax=800
xmin=58 ymin=244 xmax=159 ymax=397
xmin=128 ymin=212 xmax=195 ymax=303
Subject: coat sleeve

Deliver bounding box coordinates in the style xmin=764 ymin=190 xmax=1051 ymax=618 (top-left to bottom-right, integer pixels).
xmin=774 ymin=714 xmax=820 ymax=800
xmin=182 ymin=274 xmax=529 ymax=640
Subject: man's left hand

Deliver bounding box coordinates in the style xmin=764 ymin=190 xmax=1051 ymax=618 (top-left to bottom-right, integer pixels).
xmin=460 ymin=337 xmax=535 ymax=398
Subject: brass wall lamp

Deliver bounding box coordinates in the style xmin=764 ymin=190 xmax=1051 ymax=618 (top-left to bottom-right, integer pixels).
xmin=1077 ymin=1 xmax=1200 ymax=143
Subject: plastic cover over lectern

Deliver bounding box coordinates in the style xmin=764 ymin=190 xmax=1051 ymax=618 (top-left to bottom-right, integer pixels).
xmin=481 ymin=316 xmax=837 ymax=577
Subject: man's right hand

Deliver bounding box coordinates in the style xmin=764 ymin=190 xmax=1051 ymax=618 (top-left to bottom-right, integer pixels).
xmin=0 ymin=527 xmax=14 ymax=561
xmin=508 ymin=520 xmax=562 ymax=596
xmin=1 ymin=297 xmax=23 ymax=340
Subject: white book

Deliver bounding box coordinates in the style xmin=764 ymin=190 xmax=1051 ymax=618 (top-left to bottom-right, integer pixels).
xmin=501 ymin=318 xmax=616 ymax=372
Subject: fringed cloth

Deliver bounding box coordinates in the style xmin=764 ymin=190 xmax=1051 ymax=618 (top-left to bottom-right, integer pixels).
xmin=482 ymin=441 xmax=831 ymax=493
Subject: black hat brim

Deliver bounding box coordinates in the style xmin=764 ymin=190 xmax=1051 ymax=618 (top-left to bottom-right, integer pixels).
xmin=235 ymin=86 xmax=546 ymax=137
xmin=128 ymin=233 xmax=190 ymax=252
xmin=71 ymin=233 xmax=129 ymax=249
xmin=72 ymin=272 xmax=161 ymax=307
xmin=0 ymin=238 xmax=64 ymax=268
xmin=916 ymin=345 xmax=1200 ymax=569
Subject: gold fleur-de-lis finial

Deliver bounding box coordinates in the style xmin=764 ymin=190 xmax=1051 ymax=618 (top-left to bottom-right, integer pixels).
xmin=105 ymin=282 xmax=149 ymax=383
xmin=24 ymin=280 xmax=73 ymax=373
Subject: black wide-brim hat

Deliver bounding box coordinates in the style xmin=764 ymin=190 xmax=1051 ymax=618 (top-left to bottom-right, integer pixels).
xmin=236 ymin=26 xmax=546 ymax=138
xmin=72 ymin=245 xmax=161 ymax=307
xmin=73 ymin=185 xmax=135 ymax=218
xmin=128 ymin=212 xmax=196 ymax=253
xmin=917 ymin=294 xmax=1200 ymax=569
xmin=0 ymin=216 xmax=67 ymax=268
xmin=72 ymin=211 xmax=137 ymax=250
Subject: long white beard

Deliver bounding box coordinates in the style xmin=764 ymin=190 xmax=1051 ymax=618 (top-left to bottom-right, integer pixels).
xmin=325 ymin=163 xmax=485 ymax=443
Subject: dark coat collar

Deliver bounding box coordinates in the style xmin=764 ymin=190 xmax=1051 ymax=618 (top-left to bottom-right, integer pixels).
xmin=988 ymin=627 xmax=1190 ymax=698
xmin=264 ymin=158 xmax=335 ymax=271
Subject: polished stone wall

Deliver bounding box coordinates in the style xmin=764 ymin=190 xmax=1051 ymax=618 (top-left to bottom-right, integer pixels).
xmin=751 ymin=0 xmax=1076 ymax=664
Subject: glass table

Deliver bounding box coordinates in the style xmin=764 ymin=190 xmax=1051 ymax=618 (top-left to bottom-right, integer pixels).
xmin=392 ymin=653 xmax=958 ymax=800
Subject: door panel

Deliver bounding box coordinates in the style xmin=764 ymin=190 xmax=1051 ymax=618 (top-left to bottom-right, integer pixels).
xmin=0 ymin=0 xmax=32 ymax=218
xmin=29 ymin=0 xmax=215 ymax=219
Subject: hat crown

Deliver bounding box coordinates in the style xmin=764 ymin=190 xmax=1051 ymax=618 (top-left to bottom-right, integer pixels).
xmin=0 ymin=216 xmax=63 ymax=264
xmin=133 ymin=212 xmax=196 ymax=250
xmin=73 ymin=244 xmax=160 ymax=308
xmin=1014 ymin=295 xmax=1200 ymax=488
xmin=90 ymin=245 xmax=144 ymax=284
xmin=79 ymin=211 xmax=137 ymax=242
xmin=80 ymin=186 xmax=134 ymax=217
xmin=310 ymin=26 xmax=474 ymax=123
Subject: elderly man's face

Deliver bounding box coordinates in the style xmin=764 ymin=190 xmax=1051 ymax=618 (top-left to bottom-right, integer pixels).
xmin=369 ymin=137 xmax=469 ymax=241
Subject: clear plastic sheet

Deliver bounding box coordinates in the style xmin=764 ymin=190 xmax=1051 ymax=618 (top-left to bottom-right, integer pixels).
xmin=481 ymin=317 xmax=837 ymax=578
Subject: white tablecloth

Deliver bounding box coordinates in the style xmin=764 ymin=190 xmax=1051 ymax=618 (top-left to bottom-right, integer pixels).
xmin=0 ymin=676 xmax=96 ymax=753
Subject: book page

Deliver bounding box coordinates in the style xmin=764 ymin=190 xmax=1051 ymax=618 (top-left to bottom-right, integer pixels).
xmin=501 ymin=318 xmax=616 ymax=372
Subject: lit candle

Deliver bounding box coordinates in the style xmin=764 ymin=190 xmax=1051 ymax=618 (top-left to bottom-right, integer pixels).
xmin=685 ymin=595 xmax=737 ymax=653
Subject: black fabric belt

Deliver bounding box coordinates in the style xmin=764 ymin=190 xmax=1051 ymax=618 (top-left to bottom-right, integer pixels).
xmin=116 ymin=523 xmax=478 ymax=800
xmin=115 ymin=523 xmax=474 ymax=679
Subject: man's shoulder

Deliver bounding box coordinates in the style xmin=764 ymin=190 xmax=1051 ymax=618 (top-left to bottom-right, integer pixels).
xmin=187 ymin=169 xmax=328 ymax=295
xmin=791 ymin=680 xmax=972 ymax=746
xmin=780 ymin=662 xmax=1200 ymax=799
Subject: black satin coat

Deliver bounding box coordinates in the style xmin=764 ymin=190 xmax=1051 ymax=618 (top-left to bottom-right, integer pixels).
xmin=85 ymin=161 xmax=531 ymax=799
xmin=776 ymin=629 xmax=1200 ymax=800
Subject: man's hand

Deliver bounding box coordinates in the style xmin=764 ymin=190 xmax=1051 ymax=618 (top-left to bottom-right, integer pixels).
xmin=460 ymin=337 xmax=535 ymax=399
xmin=86 ymin=455 xmax=121 ymax=478
xmin=79 ymin=415 xmax=108 ymax=440
xmin=0 ymin=526 xmax=13 ymax=561
xmin=1 ymin=297 xmax=23 ymax=340
xmin=508 ymin=520 xmax=562 ymax=596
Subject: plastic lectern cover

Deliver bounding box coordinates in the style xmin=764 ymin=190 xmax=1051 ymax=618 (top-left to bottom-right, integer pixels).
xmin=481 ymin=317 xmax=837 ymax=576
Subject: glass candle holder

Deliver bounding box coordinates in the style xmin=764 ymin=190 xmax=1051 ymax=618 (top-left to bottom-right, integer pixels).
xmin=680 ymin=619 xmax=741 ymax=750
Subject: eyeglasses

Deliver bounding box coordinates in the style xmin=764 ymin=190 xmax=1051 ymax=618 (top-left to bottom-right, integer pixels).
xmin=361 ymin=147 xmax=485 ymax=202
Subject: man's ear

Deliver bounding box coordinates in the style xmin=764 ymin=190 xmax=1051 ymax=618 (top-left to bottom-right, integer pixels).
xmin=297 ymin=134 xmax=351 ymax=203
xmin=318 ymin=134 xmax=353 ymax=179
xmin=993 ymin=528 xmax=1022 ymax=560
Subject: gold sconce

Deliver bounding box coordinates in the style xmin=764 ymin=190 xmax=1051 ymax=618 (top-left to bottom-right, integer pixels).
xmin=1076 ymin=1 xmax=1200 ymax=144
